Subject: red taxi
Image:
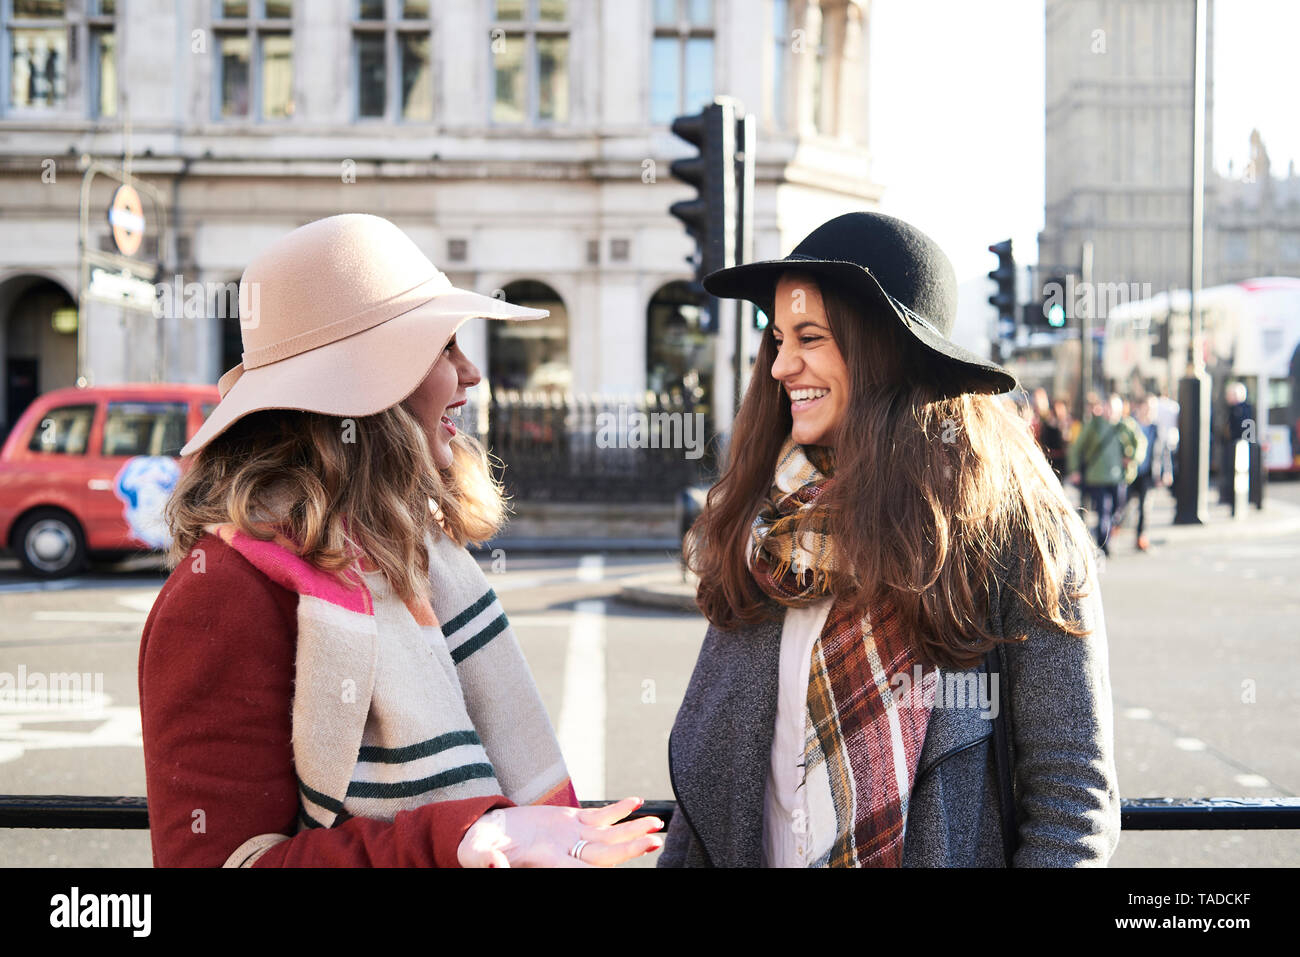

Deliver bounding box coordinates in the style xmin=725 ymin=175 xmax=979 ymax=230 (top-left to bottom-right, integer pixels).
xmin=0 ymin=384 xmax=220 ymax=578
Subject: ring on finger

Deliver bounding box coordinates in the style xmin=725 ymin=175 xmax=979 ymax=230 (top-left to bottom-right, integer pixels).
xmin=568 ymin=838 xmax=589 ymax=861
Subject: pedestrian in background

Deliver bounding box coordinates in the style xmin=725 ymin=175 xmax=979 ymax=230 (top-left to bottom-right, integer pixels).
xmin=1053 ymin=396 xmax=1076 ymax=449
xmin=1217 ymin=381 xmax=1255 ymax=504
xmin=1155 ymin=387 xmax=1181 ymax=491
xmin=1068 ymin=393 xmax=1146 ymax=556
xmin=660 ymin=212 xmax=1120 ymax=867
xmin=1031 ymin=387 xmax=1067 ymax=479
xmin=1129 ymin=395 xmax=1172 ymax=552
xmin=1067 ymin=393 xmax=1105 ymax=521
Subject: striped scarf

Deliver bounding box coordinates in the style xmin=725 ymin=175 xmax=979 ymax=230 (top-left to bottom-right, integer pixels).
xmin=749 ymin=436 xmax=937 ymax=867
xmin=204 ymin=518 xmax=576 ymax=858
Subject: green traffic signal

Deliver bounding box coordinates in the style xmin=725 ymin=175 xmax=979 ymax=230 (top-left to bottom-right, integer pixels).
xmin=1047 ymin=303 xmax=1066 ymax=327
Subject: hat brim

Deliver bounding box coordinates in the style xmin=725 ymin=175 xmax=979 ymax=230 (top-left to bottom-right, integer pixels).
xmin=180 ymin=288 xmax=547 ymax=457
xmin=703 ymin=255 xmax=1018 ymax=396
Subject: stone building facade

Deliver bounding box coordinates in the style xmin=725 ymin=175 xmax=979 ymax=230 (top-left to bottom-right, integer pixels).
xmin=1038 ymin=0 xmax=1215 ymax=304
xmin=0 ymin=0 xmax=880 ymax=437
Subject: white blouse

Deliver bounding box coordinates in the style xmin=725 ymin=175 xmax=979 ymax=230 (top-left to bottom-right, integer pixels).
xmin=760 ymin=596 xmax=833 ymax=867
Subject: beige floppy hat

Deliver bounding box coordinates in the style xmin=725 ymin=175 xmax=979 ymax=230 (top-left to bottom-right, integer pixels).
xmin=180 ymin=213 xmax=547 ymax=458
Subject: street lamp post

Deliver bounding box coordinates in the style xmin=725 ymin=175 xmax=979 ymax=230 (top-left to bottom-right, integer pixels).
xmin=1080 ymin=240 xmax=1093 ymax=415
xmin=1175 ymin=0 xmax=1211 ymax=525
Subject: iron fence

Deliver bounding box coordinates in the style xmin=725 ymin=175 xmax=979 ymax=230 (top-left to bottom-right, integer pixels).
xmin=2 ymin=795 xmax=1299 ymax=832
xmin=480 ymin=391 xmax=718 ymax=503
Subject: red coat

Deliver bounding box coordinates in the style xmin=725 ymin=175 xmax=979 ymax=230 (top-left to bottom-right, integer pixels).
xmin=138 ymin=531 xmax=514 ymax=866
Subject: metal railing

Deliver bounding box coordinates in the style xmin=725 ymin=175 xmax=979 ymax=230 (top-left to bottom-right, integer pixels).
xmin=481 ymin=391 xmax=718 ymax=503
xmin=2 ymin=795 xmax=1299 ymax=831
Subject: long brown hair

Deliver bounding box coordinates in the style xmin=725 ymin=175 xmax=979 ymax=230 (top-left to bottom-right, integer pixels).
xmin=165 ymin=399 xmax=506 ymax=603
xmin=688 ymin=270 xmax=1095 ymax=670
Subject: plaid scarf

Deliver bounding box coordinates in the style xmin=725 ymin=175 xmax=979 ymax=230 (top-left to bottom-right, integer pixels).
xmin=749 ymin=437 xmax=937 ymax=867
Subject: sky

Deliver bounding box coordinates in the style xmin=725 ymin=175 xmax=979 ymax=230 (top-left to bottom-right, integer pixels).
xmin=867 ymin=0 xmax=1300 ymax=289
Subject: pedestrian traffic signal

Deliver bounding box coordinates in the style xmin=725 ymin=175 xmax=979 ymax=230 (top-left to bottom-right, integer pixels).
xmin=988 ymin=240 xmax=1016 ymax=339
xmin=1152 ymin=311 xmax=1170 ymax=359
xmin=1041 ymin=274 xmax=1068 ymax=329
xmin=669 ymin=100 xmax=738 ymax=284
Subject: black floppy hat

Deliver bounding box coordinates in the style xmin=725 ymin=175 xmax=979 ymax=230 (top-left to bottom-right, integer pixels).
xmin=702 ymin=211 xmax=1018 ymax=396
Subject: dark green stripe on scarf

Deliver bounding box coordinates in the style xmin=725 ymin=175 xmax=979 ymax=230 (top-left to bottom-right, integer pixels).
xmin=357 ymin=730 xmax=482 ymax=764
xmin=298 ymin=807 xmax=326 ymax=830
xmin=450 ymin=613 xmax=508 ymax=664
xmin=298 ymin=776 xmax=345 ymax=814
xmin=346 ymin=763 xmax=497 ymax=799
xmin=441 ymin=589 xmax=498 ymax=637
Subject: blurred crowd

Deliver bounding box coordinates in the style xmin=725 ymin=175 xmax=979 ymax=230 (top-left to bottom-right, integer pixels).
xmin=1005 ymin=382 xmax=1257 ymax=557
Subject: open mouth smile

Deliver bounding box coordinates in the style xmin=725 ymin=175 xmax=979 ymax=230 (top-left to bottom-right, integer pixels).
xmin=441 ymin=399 xmax=466 ymax=436
xmin=788 ymin=387 xmax=829 ymax=413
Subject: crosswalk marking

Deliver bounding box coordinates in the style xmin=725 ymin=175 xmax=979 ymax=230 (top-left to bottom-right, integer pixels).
xmin=577 ymin=555 xmax=605 ymax=582
xmin=31 ymin=611 xmax=148 ymax=623
xmin=555 ymin=599 xmax=606 ymax=801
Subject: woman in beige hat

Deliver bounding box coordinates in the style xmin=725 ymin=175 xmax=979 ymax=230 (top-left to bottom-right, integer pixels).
xmin=140 ymin=214 xmax=663 ymax=867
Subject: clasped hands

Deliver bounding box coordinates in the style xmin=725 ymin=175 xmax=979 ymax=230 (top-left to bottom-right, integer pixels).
xmin=457 ymin=795 xmax=664 ymax=868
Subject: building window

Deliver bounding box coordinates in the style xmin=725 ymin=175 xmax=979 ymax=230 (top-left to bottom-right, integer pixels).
xmin=801 ymin=0 xmax=855 ymax=138
xmin=771 ymin=0 xmax=788 ymax=128
xmin=810 ymin=7 xmax=827 ymax=134
xmin=353 ymin=0 xmax=433 ymax=121
xmin=491 ymin=0 xmax=569 ymax=124
xmin=213 ymin=0 xmax=294 ymax=121
xmin=650 ymin=0 xmax=713 ymax=124
xmin=2 ymin=0 xmax=117 ymax=117
xmin=90 ymin=1 xmax=116 ymax=118
xmin=1224 ymin=233 xmax=1248 ymax=264
xmin=488 ymin=280 xmax=569 ymax=392
xmin=647 ymin=280 xmax=712 ymax=417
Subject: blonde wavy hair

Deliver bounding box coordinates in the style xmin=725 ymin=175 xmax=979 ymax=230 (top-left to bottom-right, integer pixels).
xmin=164 ymin=400 xmax=505 ymax=603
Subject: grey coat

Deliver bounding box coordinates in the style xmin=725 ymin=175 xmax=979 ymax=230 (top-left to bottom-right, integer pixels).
xmin=658 ymin=549 xmax=1121 ymax=867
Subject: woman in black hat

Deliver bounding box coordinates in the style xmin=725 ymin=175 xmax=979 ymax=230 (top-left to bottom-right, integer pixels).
xmin=659 ymin=212 xmax=1120 ymax=867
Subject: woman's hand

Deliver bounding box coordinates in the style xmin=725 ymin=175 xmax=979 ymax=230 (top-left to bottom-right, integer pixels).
xmin=457 ymin=796 xmax=664 ymax=868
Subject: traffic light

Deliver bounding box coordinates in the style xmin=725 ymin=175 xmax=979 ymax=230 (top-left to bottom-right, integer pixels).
xmin=1151 ymin=310 xmax=1171 ymax=360
xmin=669 ymin=99 xmax=738 ymax=284
xmin=1045 ymin=279 xmax=1067 ymax=328
xmin=988 ymin=239 xmax=1016 ymax=341
xmin=1034 ymin=274 xmax=1068 ymax=330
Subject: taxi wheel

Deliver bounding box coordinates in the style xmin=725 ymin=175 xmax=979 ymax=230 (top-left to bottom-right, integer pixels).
xmin=13 ymin=509 xmax=88 ymax=579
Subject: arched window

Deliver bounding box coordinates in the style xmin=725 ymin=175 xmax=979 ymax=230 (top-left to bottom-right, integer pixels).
xmin=1 ymin=276 xmax=78 ymax=437
xmin=646 ymin=280 xmax=712 ymax=412
xmin=216 ymin=276 xmax=244 ymax=378
xmin=488 ymin=279 xmax=568 ymax=392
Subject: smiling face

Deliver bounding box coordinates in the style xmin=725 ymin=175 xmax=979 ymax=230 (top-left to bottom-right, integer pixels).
xmin=404 ymin=333 xmax=481 ymax=469
xmin=770 ymin=272 xmax=851 ymax=447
